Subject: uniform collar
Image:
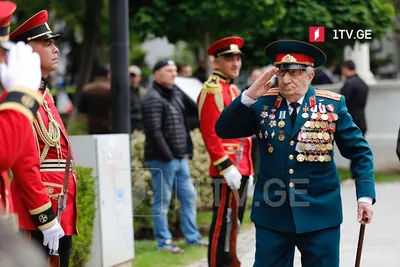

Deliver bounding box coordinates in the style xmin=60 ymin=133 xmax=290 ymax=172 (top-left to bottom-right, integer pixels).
xmin=213 ymin=70 xmax=232 ymax=84
xmin=40 ymin=77 xmax=47 ymax=91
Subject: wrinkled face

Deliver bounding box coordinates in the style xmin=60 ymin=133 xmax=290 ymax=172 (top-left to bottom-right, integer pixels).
xmin=154 ymin=65 xmax=177 ymax=88
xmin=214 ymin=54 xmax=242 ymax=79
xmin=29 ymin=39 xmax=59 ymax=77
xmin=277 ymin=68 xmax=314 ymax=99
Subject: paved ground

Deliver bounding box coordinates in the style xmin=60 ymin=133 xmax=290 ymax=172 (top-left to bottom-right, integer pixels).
xmin=186 ymin=181 xmax=400 ymax=267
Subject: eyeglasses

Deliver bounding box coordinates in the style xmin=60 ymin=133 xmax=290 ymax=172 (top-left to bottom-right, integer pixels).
xmin=276 ymin=69 xmax=304 ymax=77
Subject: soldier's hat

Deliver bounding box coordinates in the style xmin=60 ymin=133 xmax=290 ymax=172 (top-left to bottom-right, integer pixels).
xmin=0 ymin=1 xmax=17 ymax=50
xmin=264 ymin=40 xmax=326 ymax=70
xmin=207 ymin=36 xmax=244 ymax=58
xmin=10 ymin=10 xmax=60 ymax=43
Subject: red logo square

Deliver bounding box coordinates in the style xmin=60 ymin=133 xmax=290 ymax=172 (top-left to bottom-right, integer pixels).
xmin=309 ymin=27 xmax=325 ymax=42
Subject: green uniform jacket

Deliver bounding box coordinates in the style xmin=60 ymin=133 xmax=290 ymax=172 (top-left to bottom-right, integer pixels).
xmin=215 ymin=85 xmax=376 ymax=233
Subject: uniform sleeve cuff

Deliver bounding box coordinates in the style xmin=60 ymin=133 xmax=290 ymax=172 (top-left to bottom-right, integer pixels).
xmin=29 ymin=202 xmax=57 ymax=230
xmin=0 ymin=87 xmax=43 ymax=121
xmin=357 ymin=197 xmax=373 ymax=204
xmin=213 ymin=155 xmax=233 ymax=175
xmin=241 ymin=90 xmax=257 ymax=107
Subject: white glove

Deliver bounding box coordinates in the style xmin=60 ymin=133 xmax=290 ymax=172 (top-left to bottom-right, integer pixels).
xmin=223 ymin=166 xmax=242 ymax=190
xmin=42 ymin=222 xmax=65 ymax=251
xmin=0 ymin=41 xmax=41 ymax=91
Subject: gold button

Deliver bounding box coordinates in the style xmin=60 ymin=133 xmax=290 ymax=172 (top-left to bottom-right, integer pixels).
xmin=290 ymin=141 xmax=295 ymax=146
xmin=5 ymin=190 xmax=8 ymax=195
xmin=289 ymin=169 xmax=294 ymax=174
xmin=289 ymin=155 xmax=294 ymax=160
xmin=289 ymin=182 xmax=294 ymax=188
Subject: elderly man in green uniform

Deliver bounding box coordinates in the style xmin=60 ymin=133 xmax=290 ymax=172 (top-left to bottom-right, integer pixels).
xmin=215 ymin=40 xmax=375 ymax=267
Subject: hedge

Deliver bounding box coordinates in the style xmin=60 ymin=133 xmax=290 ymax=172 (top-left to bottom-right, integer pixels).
xmin=69 ymin=166 xmax=96 ymax=267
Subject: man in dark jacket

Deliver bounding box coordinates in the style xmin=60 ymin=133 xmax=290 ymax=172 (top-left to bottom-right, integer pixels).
xmin=78 ymin=65 xmax=111 ymax=134
xmin=340 ymin=60 xmax=369 ymax=180
xmin=129 ymin=65 xmax=146 ymax=132
xmin=141 ymin=59 xmax=206 ymax=253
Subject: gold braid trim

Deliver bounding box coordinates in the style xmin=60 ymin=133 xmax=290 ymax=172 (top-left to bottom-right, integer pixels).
xmin=32 ymin=90 xmax=62 ymax=163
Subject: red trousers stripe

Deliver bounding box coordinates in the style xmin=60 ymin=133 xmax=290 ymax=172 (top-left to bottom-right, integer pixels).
xmin=210 ymin=183 xmax=228 ymax=267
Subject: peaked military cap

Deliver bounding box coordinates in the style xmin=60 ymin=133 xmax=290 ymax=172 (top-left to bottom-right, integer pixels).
xmin=207 ymin=36 xmax=244 ymax=58
xmin=264 ymin=40 xmax=326 ymax=69
xmin=0 ymin=1 xmax=17 ymax=50
xmin=10 ymin=10 xmax=60 ymax=43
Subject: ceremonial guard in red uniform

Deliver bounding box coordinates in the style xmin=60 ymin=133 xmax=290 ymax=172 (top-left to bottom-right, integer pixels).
xmin=9 ymin=10 xmax=78 ymax=267
xmin=197 ymin=36 xmax=253 ymax=267
xmin=0 ymin=1 xmax=47 ymax=231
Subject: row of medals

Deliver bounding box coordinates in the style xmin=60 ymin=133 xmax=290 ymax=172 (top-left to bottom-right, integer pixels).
xmin=258 ymin=104 xmax=338 ymax=162
xmin=296 ymin=109 xmax=337 ymax=162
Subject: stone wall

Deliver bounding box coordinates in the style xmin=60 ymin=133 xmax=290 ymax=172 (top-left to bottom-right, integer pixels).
xmin=316 ymin=79 xmax=400 ymax=172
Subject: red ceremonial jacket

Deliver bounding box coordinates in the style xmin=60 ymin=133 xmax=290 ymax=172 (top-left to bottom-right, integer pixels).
xmin=10 ymin=87 xmax=78 ymax=235
xmin=197 ymin=71 xmax=253 ymax=177
xmin=0 ymin=87 xmax=44 ymax=218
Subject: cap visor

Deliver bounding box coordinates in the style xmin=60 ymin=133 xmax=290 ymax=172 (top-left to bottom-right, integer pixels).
xmin=277 ymin=64 xmax=308 ymax=70
xmin=36 ymin=33 xmax=60 ymax=41
xmin=218 ymin=51 xmax=244 ymax=57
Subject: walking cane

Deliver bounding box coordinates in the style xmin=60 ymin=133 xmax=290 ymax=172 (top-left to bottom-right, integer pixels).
xmin=355 ymin=214 xmax=369 ymax=267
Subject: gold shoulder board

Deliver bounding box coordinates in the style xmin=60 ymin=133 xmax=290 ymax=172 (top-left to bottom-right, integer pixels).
xmin=315 ymin=89 xmax=341 ymax=101
xmin=202 ymin=75 xmax=222 ymax=94
xmin=262 ymin=88 xmax=280 ymax=96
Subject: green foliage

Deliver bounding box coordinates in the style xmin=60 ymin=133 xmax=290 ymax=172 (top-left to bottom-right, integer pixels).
xmin=66 ymin=118 xmax=88 ymax=136
xmin=69 ymin=167 xmax=97 ymax=267
xmin=130 ymin=129 xmax=212 ymax=237
xmin=132 ymin=0 xmax=395 ymax=67
xmin=132 ymin=0 xmax=285 ymax=43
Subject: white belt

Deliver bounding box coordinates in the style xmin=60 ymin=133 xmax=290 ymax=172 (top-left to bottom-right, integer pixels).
xmin=40 ymin=159 xmax=74 ymax=172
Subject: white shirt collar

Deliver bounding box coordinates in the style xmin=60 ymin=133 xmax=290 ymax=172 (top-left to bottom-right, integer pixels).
xmin=286 ymin=95 xmax=305 ymax=107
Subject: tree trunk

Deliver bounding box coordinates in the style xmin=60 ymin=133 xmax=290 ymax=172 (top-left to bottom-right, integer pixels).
xmin=204 ymin=32 xmax=212 ymax=76
xmin=68 ymin=0 xmax=104 ymax=123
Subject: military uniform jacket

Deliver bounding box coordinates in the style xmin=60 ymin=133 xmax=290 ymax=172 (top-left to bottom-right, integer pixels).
xmin=0 ymin=87 xmax=46 ymax=218
xmin=197 ymin=71 xmax=253 ymax=177
xmin=215 ymin=86 xmax=375 ymax=233
xmin=11 ymin=88 xmax=78 ymax=235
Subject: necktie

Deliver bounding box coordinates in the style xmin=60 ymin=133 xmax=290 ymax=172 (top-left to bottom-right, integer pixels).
xmin=290 ymin=102 xmax=300 ymax=126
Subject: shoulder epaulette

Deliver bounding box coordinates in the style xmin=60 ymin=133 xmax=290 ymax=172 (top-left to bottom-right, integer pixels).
xmin=202 ymin=75 xmax=222 ymax=94
xmin=315 ymin=89 xmax=342 ymax=101
xmin=262 ymin=88 xmax=280 ymax=96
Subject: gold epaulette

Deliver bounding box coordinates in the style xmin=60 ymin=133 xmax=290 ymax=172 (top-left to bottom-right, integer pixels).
xmin=262 ymin=88 xmax=280 ymax=96
xmin=202 ymin=75 xmax=222 ymax=94
xmin=315 ymin=89 xmax=342 ymax=101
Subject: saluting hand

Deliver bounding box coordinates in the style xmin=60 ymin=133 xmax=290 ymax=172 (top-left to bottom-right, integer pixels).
xmin=0 ymin=42 xmax=42 ymax=91
xmin=357 ymin=202 xmax=373 ymax=225
xmin=246 ymin=67 xmax=278 ymax=100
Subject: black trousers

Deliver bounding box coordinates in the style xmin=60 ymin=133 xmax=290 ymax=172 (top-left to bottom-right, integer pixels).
xmin=21 ymin=229 xmax=72 ymax=267
xmin=208 ymin=176 xmax=249 ymax=267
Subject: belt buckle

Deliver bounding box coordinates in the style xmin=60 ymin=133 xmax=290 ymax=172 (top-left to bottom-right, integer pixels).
xmin=0 ymin=213 xmax=19 ymax=233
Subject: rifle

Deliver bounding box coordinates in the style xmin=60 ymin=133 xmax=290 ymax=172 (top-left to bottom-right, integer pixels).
xmin=47 ymin=145 xmax=72 ymax=267
xmin=224 ymin=138 xmax=245 ymax=266
xmin=355 ymin=214 xmax=369 ymax=267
